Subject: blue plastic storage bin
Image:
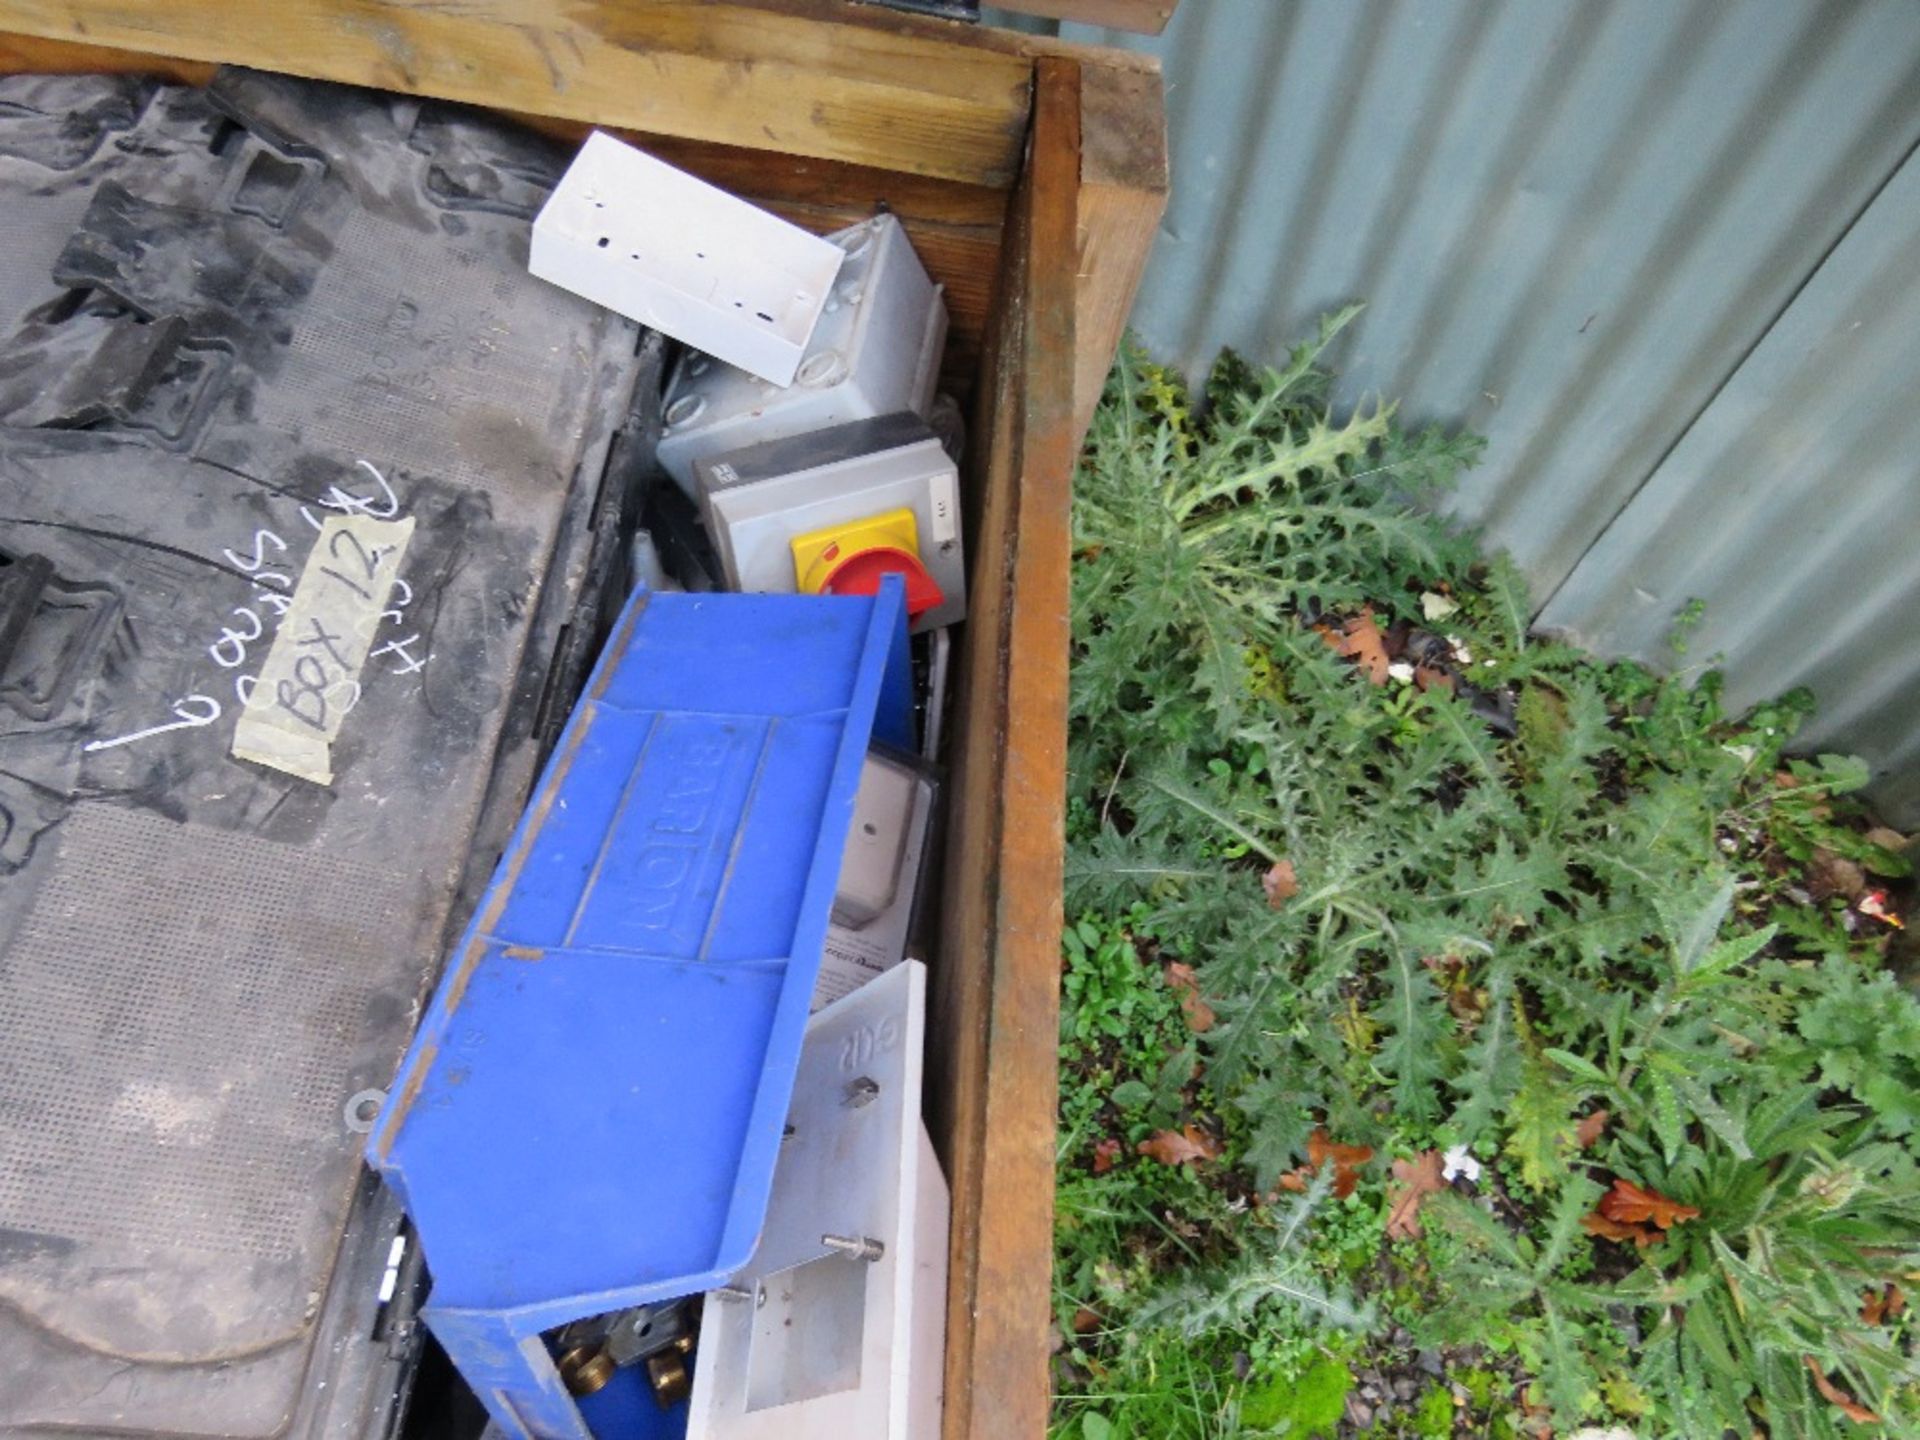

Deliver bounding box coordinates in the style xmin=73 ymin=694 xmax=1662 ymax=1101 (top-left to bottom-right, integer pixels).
xmin=369 ymin=580 xmax=911 ymax=1439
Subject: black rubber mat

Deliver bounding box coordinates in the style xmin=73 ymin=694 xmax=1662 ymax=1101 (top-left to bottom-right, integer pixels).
xmin=0 ymin=70 xmax=655 ymax=1436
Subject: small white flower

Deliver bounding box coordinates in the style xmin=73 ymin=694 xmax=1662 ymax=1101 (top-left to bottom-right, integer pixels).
xmin=1388 ymin=661 xmax=1416 ymax=684
xmin=1420 ymin=591 xmax=1459 ymax=622
xmin=1441 ymin=1144 xmax=1481 ymax=1183
xmin=1446 ymin=635 xmax=1472 ymax=664
xmin=1483 ymin=658 xmax=1497 ymax=668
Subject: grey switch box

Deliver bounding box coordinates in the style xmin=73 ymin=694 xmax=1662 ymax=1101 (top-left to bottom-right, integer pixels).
xmin=656 ymin=214 xmax=947 ymax=496
xmin=696 ymin=412 xmax=966 ymax=634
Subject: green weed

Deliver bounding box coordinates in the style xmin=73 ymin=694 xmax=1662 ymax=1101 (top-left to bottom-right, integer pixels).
xmin=1055 ymin=324 xmax=1920 ymax=1436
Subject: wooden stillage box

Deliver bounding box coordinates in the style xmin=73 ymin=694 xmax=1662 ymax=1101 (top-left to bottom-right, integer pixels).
xmin=0 ymin=4 xmax=1168 ymax=1437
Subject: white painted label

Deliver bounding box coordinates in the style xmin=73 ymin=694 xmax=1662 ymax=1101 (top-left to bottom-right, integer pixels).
xmin=929 ymin=468 xmax=959 ymax=546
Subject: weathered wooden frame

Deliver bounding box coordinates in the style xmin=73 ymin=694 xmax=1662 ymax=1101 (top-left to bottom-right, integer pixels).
xmin=993 ymin=0 xmax=1180 ymax=37
xmin=0 ymin=5 xmax=1167 ymax=1434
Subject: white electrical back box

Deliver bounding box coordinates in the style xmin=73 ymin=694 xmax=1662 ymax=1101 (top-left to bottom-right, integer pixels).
xmin=688 ymin=961 xmax=947 ymax=1440
xmin=817 ymin=751 xmax=938 ymax=1011
xmin=834 ymin=751 xmax=921 ymax=931
xmin=530 ymin=131 xmax=844 ymax=385
xmin=657 ymin=213 xmax=947 ymax=495
xmin=697 ymin=413 xmax=966 ymax=634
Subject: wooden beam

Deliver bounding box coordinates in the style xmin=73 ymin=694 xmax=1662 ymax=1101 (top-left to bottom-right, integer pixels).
xmin=1072 ymin=55 xmax=1168 ymax=438
xmin=991 ymin=0 xmax=1180 ymax=36
xmin=0 ymin=0 xmax=1036 ymax=186
xmin=931 ymin=52 xmax=1080 ymax=1440
xmin=0 ymin=29 xmax=210 ymax=82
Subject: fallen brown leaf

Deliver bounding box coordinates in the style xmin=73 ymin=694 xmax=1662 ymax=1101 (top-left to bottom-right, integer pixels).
xmin=1806 ymin=1358 xmax=1880 ymax=1424
xmin=1385 ymin=1150 xmax=1447 ymax=1240
xmin=1447 ymin=984 xmax=1489 ymax=1025
xmin=1413 ymin=664 xmax=1456 ymax=695
xmin=1517 ymin=1391 xmax=1555 ymax=1440
xmin=1091 ymin=1137 xmax=1121 ymax=1175
xmin=1272 ymin=1128 xmax=1376 ymax=1198
xmin=1865 ymin=826 xmax=1910 ymax=855
xmin=1335 ymin=610 xmax=1392 ymax=685
xmin=1810 ymin=847 xmax=1868 ymax=903
xmin=1308 ymin=1127 xmax=1374 ymax=1199
xmin=1575 ymin=1109 xmax=1611 ymax=1150
xmin=1422 ymin=954 xmax=1487 ymax=1025
xmin=1164 ymin=961 xmax=1216 ymax=1033
xmin=1582 ymin=1211 xmax=1659 ymax=1249
xmin=1137 ymin=1125 xmax=1221 ymax=1167
xmin=1599 ymin=1178 xmax=1699 ymax=1230
xmin=1862 ymin=1282 xmax=1905 ymax=1326
xmin=1262 ymin=858 xmax=1299 ymax=909
xmin=1072 ymin=1306 xmax=1101 ymax=1335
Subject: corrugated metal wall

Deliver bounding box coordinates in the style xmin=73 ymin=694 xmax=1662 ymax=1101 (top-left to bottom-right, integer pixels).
xmin=1029 ymin=0 xmax=1920 ymax=823
xmin=1540 ymin=142 xmax=1920 ymax=824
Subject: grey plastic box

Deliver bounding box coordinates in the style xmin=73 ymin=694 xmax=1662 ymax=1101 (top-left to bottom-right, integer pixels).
xmin=697 ymin=412 xmax=966 ymax=634
xmin=657 ymin=213 xmax=947 ymax=496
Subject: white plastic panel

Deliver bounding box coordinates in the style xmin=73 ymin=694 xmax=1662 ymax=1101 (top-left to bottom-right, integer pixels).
xmin=689 ymin=962 xmax=947 ymax=1440
xmin=656 ymin=214 xmax=947 ymax=494
xmin=833 ymin=753 xmax=920 ymax=931
xmin=699 ymin=418 xmax=966 ymax=634
xmin=817 ymin=757 xmax=936 ymax=1011
xmin=530 ymin=132 xmax=843 ymax=385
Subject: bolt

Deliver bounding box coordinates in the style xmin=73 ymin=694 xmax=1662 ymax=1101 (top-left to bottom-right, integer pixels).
xmin=821 ymin=1233 xmax=885 ymax=1262
xmin=713 ymin=1285 xmax=752 ymax=1302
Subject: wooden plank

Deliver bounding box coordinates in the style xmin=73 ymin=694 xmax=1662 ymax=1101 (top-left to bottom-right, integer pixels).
xmin=1072 ymin=57 xmax=1168 ymax=438
xmin=0 ymin=0 xmax=1035 ymax=186
xmin=503 ymin=107 xmax=1013 ymax=229
xmin=0 ymin=29 xmax=208 ymax=81
xmin=929 ymin=52 xmax=1081 ymax=1440
xmin=991 ymin=0 xmax=1180 ymax=36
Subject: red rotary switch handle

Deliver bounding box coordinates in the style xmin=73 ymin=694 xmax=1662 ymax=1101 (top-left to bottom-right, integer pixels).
xmin=816 ymin=544 xmax=945 ymax=618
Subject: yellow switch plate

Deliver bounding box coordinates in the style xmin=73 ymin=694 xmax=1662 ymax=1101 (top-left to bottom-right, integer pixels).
xmin=790 ymin=507 xmax=922 ymax=595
